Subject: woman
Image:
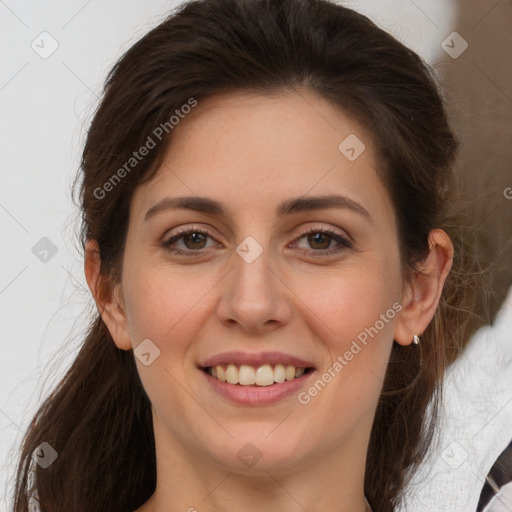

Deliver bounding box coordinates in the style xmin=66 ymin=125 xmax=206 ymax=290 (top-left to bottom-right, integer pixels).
xmin=13 ymin=0 xmax=478 ymax=511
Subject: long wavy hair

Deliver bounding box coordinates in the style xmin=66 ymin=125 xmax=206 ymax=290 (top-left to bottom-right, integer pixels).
xmin=12 ymin=1 xmax=481 ymax=511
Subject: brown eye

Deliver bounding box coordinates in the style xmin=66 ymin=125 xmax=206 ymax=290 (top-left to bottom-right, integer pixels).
xmin=307 ymin=232 xmax=333 ymax=250
xmin=162 ymin=228 xmax=218 ymax=255
xmin=292 ymin=228 xmax=352 ymax=257
xmin=182 ymin=232 xmax=208 ymax=250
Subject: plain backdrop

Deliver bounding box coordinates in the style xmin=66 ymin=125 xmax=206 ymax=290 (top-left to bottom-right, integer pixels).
xmin=2 ymin=1 xmax=511 ymax=510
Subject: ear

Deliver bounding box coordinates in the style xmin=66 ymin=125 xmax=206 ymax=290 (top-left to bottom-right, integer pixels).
xmin=84 ymin=239 xmax=132 ymax=350
xmin=394 ymin=229 xmax=454 ymax=346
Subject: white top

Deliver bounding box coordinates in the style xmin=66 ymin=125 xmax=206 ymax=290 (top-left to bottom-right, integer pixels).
xmin=400 ymin=285 xmax=512 ymax=512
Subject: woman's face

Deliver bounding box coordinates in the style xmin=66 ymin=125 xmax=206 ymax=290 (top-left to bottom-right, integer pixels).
xmin=112 ymin=89 xmax=406 ymax=475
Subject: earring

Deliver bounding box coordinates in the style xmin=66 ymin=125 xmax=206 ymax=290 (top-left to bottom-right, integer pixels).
xmin=413 ymin=334 xmax=420 ymax=345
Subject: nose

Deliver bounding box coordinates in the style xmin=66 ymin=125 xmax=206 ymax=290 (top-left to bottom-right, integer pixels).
xmin=216 ymin=246 xmax=292 ymax=334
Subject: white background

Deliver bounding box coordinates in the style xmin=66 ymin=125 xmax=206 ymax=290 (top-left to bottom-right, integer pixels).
xmin=2 ymin=1 xmax=510 ymax=511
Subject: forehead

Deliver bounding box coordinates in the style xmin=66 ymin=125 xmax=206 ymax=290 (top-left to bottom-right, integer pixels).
xmin=130 ymin=89 xmax=392 ymax=224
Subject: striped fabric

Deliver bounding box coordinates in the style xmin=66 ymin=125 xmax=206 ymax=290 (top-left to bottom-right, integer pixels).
xmin=479 ymin=439 xmax=512 ymax=512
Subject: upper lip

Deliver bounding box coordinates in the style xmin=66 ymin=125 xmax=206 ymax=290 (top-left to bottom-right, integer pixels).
xmin=200 ymin=351 xmax=316 ymax=369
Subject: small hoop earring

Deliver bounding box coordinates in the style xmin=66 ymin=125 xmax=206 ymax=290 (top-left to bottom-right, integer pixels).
xmin=413 ymin=334 xmax=420 ymax=345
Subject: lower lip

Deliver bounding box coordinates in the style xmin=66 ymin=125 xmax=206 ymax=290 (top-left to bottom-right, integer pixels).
xmin=201 ymin=369 xmax=315 ymax=405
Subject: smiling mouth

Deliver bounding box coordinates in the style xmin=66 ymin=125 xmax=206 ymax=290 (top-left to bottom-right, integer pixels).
xmin=203 ymin=364 xmax=314 ymax=386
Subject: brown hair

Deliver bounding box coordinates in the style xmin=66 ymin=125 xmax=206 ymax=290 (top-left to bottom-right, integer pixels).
xmin=13 ymin=0 xmax=480 ymax=511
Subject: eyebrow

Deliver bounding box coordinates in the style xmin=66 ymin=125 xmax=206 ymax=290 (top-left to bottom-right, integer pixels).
xmin=144 ymin=194 xmax=372 ymax=222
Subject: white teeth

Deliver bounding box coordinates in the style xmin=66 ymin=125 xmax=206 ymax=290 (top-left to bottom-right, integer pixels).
xmin=225 ymin=364 xmax=239 ymax=384
xmin=239 ymin=365 xmax=256 ymax=385
xmin=285 ymin=365 xmax=295 ymax=381
xmin=208 ymin=364 xmax=308 ymax=386
xmin=217 ymin=366 xmax=226 ymax=382
xmin=274 ymin=364 xmax=286 ymax=383
xmin=255 ymin=364 xmax=274 ymax=386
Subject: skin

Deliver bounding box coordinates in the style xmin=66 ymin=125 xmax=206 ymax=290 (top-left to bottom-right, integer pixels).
xmin=85 ymin=89 xmax=453 ymax=512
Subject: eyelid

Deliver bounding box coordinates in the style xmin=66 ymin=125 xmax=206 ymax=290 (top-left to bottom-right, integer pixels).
xmin=162 ymin=224 xmax=220 ymax=252
xmin=292 ymin=223 xmax=352 ymax=243
xmin=163 ymin=224 xmax=217 ymax=239
xmin=161 ymin=223 xmax=352 ymax=256
xmin=287 ymin=224 xmax=352 ymax=256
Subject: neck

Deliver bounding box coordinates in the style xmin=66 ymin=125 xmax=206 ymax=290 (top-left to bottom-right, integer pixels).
xmin=136 ymin=414 xmax=372 ymax=512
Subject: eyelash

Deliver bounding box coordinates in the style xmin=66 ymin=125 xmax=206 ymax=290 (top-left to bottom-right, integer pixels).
xmin=161 ymin=225 xmax=352 ymax=257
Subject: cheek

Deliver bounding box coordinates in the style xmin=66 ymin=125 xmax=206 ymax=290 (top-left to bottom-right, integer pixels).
xmin=293 ymin=255 xmax=402 ymax=345
xmin=120 ymin=263 xmax=219 ymax=420
xmin=121 ymin=261 xmax=222 ymax=359
xmin=291 ymin=257 xmax=401 ymax=409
